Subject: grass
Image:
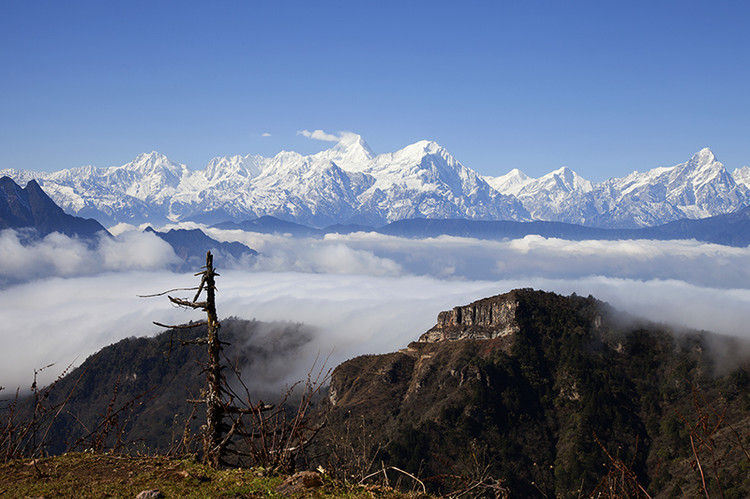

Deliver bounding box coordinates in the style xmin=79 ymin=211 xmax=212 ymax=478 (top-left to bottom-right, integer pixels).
xmin=0 ymin=452 xmax=423 ymax=498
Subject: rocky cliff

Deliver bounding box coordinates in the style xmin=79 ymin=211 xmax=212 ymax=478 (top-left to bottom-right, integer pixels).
xmin=418 ymin=290 xmax=524 ymax=342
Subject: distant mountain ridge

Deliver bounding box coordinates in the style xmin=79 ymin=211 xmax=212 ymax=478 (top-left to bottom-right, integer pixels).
xmin=215 ymin=208 xmax=750 ymax=247
xmin=144 ymin=227 xmax=257 ymax=269
xmin=213 ymin=216 xmax=324 ymax=237
xmin=2 ymin=137 xmax=749 ymax=228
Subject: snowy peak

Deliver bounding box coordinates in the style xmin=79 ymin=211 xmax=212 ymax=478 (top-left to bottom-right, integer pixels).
xmin=396 ymin=140 xmax=444 ymax=159
xmin=519 ymin=166 xmax=592 ymax=196
xmin=125 ymin=151 xmax=184 ymax=176
xmin=545 ymin=166 xmax=592 ymax=193
xmin=690 ymin=147 xmax=717 ymax=166
xmin=732 ymin=166 xmax=750 ymax=188
xmin=681 ymin=147 xmax=724 ymax=178
xmin=332 ymin=133 xmax=374 ymax=158
xmin=484 ymin=169 xmax=533 ymax=196
xmin=204 ymin=154 xmax=262 ymax=181
xmin=313 ymin=133 xmax=374 ymax=170
xmin=666 ymin=147 xmax=732 ymax=191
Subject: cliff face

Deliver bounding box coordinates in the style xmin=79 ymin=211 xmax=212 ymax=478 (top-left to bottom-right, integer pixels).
xmin=418 ymin=291 xmax=522 ymax=342
xmin=320 ymin=289 xmax=750 ymax=497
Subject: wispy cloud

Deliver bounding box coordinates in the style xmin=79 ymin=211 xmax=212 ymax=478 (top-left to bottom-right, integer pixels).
xmin=261 ymin=132 xmax=272 ymax=137
xmin=297 ymin=129 xmax=343 ymax=142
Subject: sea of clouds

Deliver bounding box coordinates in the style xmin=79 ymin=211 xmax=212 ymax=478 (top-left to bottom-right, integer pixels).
xmin=2 ymin=223 xmax=750 ymax=389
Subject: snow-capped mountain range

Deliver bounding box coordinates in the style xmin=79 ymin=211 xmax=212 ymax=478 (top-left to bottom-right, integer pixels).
xmin=2 ymin=134 xmax=749 ymax=228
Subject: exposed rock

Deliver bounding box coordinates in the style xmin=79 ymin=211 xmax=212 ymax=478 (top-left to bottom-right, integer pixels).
xmin=276 ymin=470 xmax=323 ymax=495
xmin=328 ymin=385 xmax=338 ymax=406
xmin=418 ymin=290 xmax=525 ymax=342
xmin=135 ymin=490 xmax=163 ymax=499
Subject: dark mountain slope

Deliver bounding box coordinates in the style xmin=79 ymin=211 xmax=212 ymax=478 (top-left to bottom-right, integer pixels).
xmin=144 ymin=227 xmax=257 ymax=269
xmin=321 ymin=289 xmax=750 ymax=497
xmin=213 ymin=216 xmax=323 ymax=237
xmin=636 ymin=204 xmax=750 ymax=246
xmin=13 ymin=318 xmax=313 ymax=455
xmin=377 ymin=209 xmax=750 ymax=246
xmin=0 ymin=176 xmax=108 ymax=238
xmin=212 ymin=207 xmax=750 ymax=247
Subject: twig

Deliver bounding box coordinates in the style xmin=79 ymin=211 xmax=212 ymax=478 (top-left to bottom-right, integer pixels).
xmin=690 ymin=434 xmax=710 ymax=499
xmin=137 ymin=286 xmax=200 ymax=298
xmin=153 ymin=321 xmax=208 ymax=330
xmin=360 ymin=466 xmax=426 ymax=494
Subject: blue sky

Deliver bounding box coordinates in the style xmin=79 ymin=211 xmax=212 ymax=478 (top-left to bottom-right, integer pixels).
xmin=1 ymin=1 xmax=749 ymax=180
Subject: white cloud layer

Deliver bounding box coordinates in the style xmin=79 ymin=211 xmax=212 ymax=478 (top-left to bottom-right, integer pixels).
xmin=185 ymin=225 xmax=750 ymax=289
xmin=0 ymin=229 xmax=178 ymax=284
xmin=3 ymin=225 xmax=750 ymax=389
xmin=2 ymin=271 xmax=750 ymax=391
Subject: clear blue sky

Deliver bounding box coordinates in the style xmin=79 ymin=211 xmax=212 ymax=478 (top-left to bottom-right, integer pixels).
xmin=2 ymin=0 xmax=749 ymax=180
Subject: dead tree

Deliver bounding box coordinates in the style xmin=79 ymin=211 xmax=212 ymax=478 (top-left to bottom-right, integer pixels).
xmin=150 ymin=251 xmax=233 ymax=467
xmin=146 ymin=250 xmax=324 ymax=470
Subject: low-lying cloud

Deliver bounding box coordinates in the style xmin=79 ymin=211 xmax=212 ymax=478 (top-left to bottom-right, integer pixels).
xmin=0 ymin=229 xmax=178 ymax=285
xmin=192 ymin=226 xmax=750 ymax=289
xmin=2 ymin=269 xmax=750 ymax=390
xmin=3 ymin=224 xmax=750 ymax=389
xmin=26 ymin=222 xmax=750 ymax=289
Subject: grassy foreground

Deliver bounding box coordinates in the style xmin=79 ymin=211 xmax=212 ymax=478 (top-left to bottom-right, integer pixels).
xmin=0 ymin=452 xmax=420 ymax=498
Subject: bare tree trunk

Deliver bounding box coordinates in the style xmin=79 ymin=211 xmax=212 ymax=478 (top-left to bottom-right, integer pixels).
xmin=151 ymin=250 xmax=228 ymax=467
xmin=203 ymin=251 xmax=224 ymax=467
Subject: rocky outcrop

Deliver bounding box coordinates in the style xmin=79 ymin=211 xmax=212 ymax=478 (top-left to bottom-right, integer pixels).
xmin=418 ymin=290 xmax=524 ymax=342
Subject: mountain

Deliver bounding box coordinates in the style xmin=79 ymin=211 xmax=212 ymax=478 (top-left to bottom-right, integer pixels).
xmin=484 ymin=168 xmax=532 ymax=196
xmin=213 ymin=215 xmax=324 ymax=237
xmin=583 ymin=148 xmax=749 ymax=228
xmin=636 ymin=204 xmax=750 ymax=246
xmin=376 ymin=206 xmax=750 ymax=247
xmin=2 ymin=140 xmax=749 ymax=228
xmin=321 ymin=289 xmax=750 ymax=496
xmin=351 ymin=140 xmax=527 ymax=225
xmin=484 ymin=148 xmax=750 ymax=228
xmin=0 ymin=176 xmax=108 ymax=239
xmin=218 ymin=207 xmax=750 ymax=248
xmin=144 ymin=227 xmax=257 ymax=269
